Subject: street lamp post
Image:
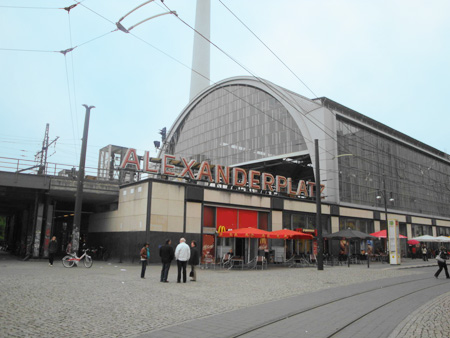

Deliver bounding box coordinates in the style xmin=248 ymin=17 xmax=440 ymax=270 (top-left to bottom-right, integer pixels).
xmin=315 ymin=139 xmax=324 ymax=271
xmin=376 ymin=179 xmax=394 ymax=255
xmin=72 ymin=104 xmax=95 ymax=254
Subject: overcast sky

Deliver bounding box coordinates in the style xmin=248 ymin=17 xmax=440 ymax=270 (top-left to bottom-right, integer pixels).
xmin=1 ymin=0 xmax=449 ymax=175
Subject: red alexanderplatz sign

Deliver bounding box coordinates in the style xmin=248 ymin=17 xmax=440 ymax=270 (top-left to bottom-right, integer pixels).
xmin=120 ymin=149 xmax=325 ymax=198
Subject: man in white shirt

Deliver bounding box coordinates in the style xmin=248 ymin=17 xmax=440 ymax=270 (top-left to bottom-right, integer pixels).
xmin=175 ymin=238 xmax=191 ymax=283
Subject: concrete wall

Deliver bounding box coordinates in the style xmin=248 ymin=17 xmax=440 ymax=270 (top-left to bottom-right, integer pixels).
xmin=89 ymin=182 xmax=148 ymax=233
xmin=87 ymin=178 xmax=450 ymax=262
xmin=150 ymin=182 xmax=185 ymax=233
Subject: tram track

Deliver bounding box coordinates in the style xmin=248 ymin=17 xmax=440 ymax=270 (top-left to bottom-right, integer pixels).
xmin=231 ymin=275 xmax=446 ymax=338
xmin=325 ymin=279 xmax=448 ymax=338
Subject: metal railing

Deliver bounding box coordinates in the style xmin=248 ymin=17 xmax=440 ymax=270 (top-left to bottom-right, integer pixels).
xmin=0 ymin=156 xmax=104 ymax=180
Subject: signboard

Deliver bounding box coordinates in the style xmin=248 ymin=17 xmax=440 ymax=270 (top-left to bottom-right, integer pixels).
xmin=313 ymin=241 xmax=318 ymax=256
xmin=119 ymin=150 xmax=326 ymax=198
xmin=388 ymin=219 xmax=401 ymax=265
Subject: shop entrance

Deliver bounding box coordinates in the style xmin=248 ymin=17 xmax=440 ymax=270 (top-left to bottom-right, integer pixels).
xmin=235 ymin=238 xmax=245 ymax=259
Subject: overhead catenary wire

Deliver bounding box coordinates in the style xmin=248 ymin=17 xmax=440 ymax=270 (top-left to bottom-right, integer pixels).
xmin=68 ymin=2 xmax=450 ymax=192
xmin=158 ymin=1 xmax=355 ymax=162
xmin=0 ymin=0 xmax=437 ymax=182
xmin=218 ymin=0 xmax=318 ymax=99
xmin=216 ymin=0 xmax=450 ymax=183
xmin=3 ymin=1 xmax=448 ymax=204
xmin=153 ymin=1 xmax=450 ymax=211
xmin=65 ymin=8 xmax=80 ymax=162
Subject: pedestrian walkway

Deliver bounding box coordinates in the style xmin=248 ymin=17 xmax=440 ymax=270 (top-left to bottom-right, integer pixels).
xmin=141 ymin=265 xmax=446 ymax=338
xmin=0 ymin=251 xmax=444 ymax=338
xmin=389 ymin=290 xmax=450 ymax=338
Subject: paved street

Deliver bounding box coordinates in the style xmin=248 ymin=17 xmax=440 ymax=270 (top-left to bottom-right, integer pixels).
xmin=0 ymin=252 xmax=447 ymax=337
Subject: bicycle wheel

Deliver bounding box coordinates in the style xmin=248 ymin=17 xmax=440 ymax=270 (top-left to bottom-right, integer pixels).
xmin=84 ymin=255 xmax=93 ymax=268
xmin=62 ymin=255 xmax=75 ymax=268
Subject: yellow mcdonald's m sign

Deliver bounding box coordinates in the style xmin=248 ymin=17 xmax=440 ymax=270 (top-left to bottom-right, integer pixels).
xmin=217 ymin=225 xmax=226 ymax=234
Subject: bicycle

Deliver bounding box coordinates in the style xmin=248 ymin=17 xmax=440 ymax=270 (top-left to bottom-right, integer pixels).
xmin=62 ymin=249 xmax=93 ymax=268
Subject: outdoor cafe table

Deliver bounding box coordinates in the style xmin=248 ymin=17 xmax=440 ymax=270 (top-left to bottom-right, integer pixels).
xmin=230 ymin=257 xmax=244 ymax=270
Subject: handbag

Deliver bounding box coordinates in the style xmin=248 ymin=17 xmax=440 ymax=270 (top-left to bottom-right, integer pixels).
xmin=436 ymin=253 xmax=445 ymax=263
xmin=189 ymin=270 xmax=194 ymax=277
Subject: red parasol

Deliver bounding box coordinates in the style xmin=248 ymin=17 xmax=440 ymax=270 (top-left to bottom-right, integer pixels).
xmin=407 ymin=239 xmax=420 ymax=245
xmin=218 ymin=229 xmax=235 ymax=238
xmin=267 ymin=229 xmax=313 ymax=240
xmin=218 ymin=227 xmax=271 ymax=238
xmin=370 ymin=230 xmax=407 ymax=239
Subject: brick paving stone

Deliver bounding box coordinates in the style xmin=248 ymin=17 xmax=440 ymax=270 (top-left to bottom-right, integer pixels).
xmin=389 ymin=290 xmax=450 ymax=338
xmin=0 ymin=252 xmax=443 ymax=338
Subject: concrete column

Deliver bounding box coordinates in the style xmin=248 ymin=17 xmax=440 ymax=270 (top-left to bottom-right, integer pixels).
xmin=43 ymin=203 xmax=54 ymax=258
xmin=331 ymin=216 xmax=339 ymax=233
xmin=406 ymin=223 xmax=412 ymax=238
xmin=374 ymin=220 xmax=381 ymax=232
xmin=32 ymin=203 xmax=44 ymax=258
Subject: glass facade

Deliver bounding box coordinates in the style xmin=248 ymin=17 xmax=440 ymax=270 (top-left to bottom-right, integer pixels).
xmin=437 ymin=226 xmax=450 ymax=236
xmin=339 ymin=217 xmax=374 ymax=234
xmin=411 ymin=224 xmax=433 ymax=237
xmin=166 ymin=85 xmax=307 ymax=166
xmin=337 ymin=118 xmax=450 ymax=218
xmin=282 ymin=211 xmax=330 ymax=234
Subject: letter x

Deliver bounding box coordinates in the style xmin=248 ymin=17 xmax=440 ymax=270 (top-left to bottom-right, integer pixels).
xmin=180 ymin=158 xmax=196 ymax=179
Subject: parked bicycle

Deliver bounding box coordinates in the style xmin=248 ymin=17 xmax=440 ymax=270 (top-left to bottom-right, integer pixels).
xmin=90 ymin=246 xmax=110 ymax=261
xmin=62 ymin=249 xmax=93 ymax=268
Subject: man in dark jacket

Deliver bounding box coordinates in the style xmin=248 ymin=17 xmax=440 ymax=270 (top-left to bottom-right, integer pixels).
xmin=189 ymin=240 xmax=200 ymax=282
xmin=48 ymin=236 xmax=58 ymax=266
xmin=159 ymin=239 xmax=174 ymax=283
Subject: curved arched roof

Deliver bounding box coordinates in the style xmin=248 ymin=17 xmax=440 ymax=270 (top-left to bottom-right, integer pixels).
xmin=162 ymin=76 xmax=328 ymax=169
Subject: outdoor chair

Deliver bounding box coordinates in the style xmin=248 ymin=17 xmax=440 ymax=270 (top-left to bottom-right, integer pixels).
xmin=255 ymin=255 xmax=267 ymax=270
xmin=202 ymin=253 xmax=214 ymax=269
xmin=288 ymin=254 xmax=311 ymax=268
xmin=284 ymin=255 xmax=296 ymax=267
xmin=222 ymin=253 xmax=233 ymax=270
xmin=243 ymin=257 xmax=257 ymax=270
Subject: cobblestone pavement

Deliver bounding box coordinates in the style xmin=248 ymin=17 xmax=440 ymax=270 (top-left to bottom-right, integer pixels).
xmin=389 ymin=290 xmax=450 ymax=338
xmin=0 ymin=253 xmax=439 ymax=338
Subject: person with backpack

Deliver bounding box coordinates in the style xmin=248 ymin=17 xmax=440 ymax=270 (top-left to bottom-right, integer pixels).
xmin=434 ymin=246 xmax=450 ymax=279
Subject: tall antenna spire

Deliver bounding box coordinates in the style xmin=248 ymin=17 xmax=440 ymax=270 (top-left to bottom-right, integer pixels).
xmin=189 ymin=0 xmax=211 ymax=100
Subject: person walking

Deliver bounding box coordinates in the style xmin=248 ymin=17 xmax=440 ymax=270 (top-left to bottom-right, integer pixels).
xmin=140 ymin=243 xmax=150 ymax=279
xmin=48 ymin=236 xmax=58 ymax=266
xmin=411 ymin=245 xmax=416 ymax=259
xmin=189 ymin=240 xmax=200 ymax=282
xmin=421 ymin=244 xmax=428 ymax=261
xmin=159 ymin=239 xmax=174 ymax=283
xmin=434 ymin=246 xmax=450 ymax=279
xmin=175 ymin=238 xmax=190 ymax=283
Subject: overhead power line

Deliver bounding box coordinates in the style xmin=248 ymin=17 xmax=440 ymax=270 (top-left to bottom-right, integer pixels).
xmin=218 ymin=0 xmax=318 ymax=99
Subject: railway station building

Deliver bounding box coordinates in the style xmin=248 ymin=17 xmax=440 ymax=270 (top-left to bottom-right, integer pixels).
xmin=88 ymin=76 xmax=450 ymax=263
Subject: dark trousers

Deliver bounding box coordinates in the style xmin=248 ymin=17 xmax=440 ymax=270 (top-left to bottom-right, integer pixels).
xmin=435 ymin=261 xmax=449 ymax=278
xmin=177 ymin=260 xmax=187 ymax=283
xmin=160 ymin=262 xmax=171 ymax=282
xmin=141 ymin=260 xmax=147 ymax=278
xmin=190 ymin=264 xmax=196 ymax=281
xmin=48 ymin=253 xmax=55 ymax=265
